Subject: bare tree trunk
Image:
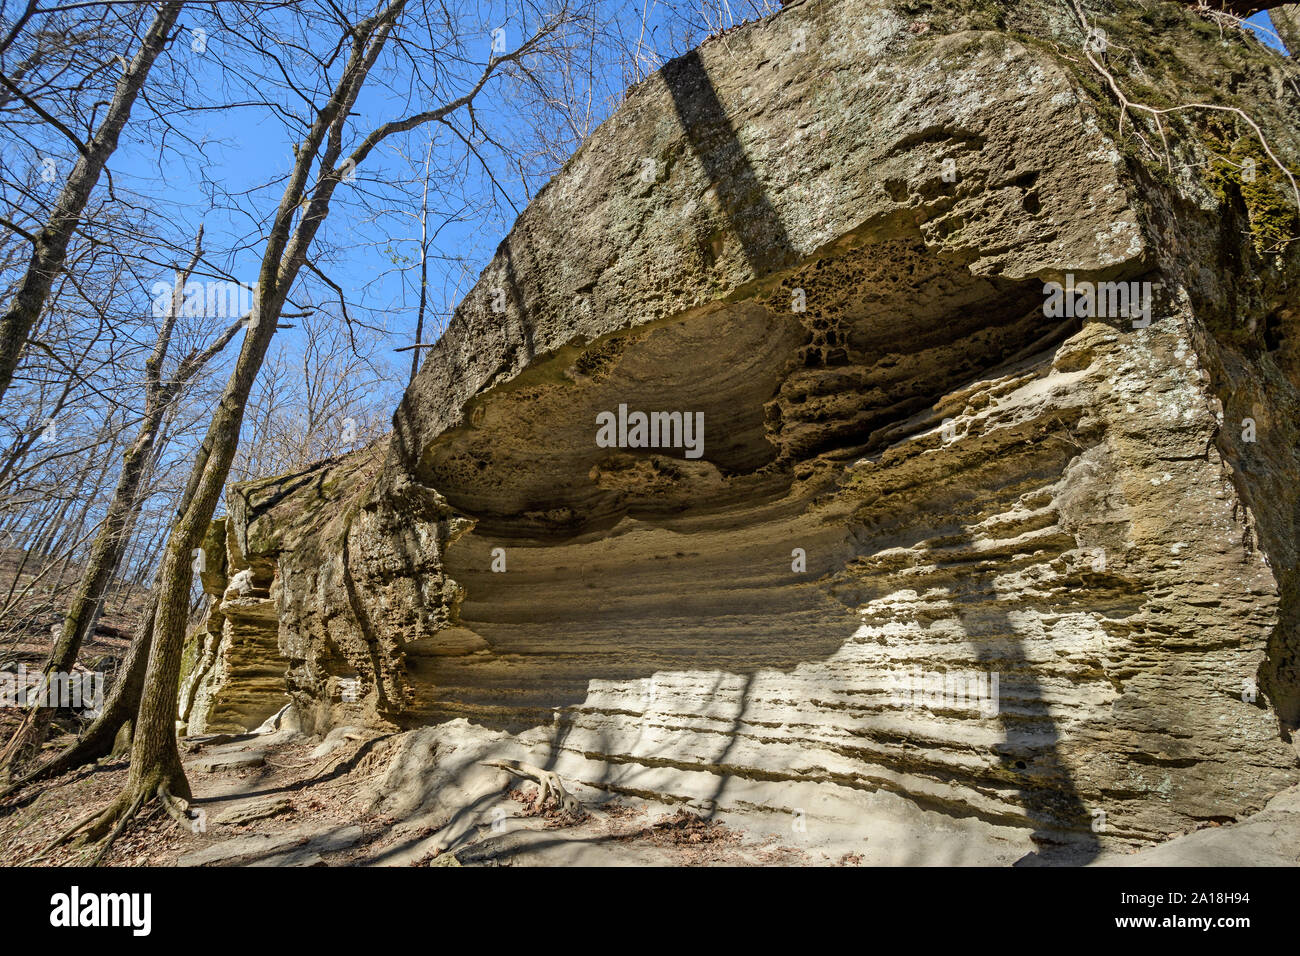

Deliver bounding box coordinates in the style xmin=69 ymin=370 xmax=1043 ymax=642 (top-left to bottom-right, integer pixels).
xmin=0 ymin=2 xmax=183 ymax=403
xmin=1 ymin=595 xmax=153 ymax=792
xmin=1 ymin=431 xmax=163 ymax=768
xmin=101 ymin=1 xmax=407 ymax=830
xmin=5 ymin=334 xmax=228 ymax=790
xmin=0 ymin=369 xmax=78 ymax=492
xmin=34 ymin=0 xmax=579 ymax=856
xmin=0 ymin=230 xmax=244 ymax=771
xmin=411 ymin=140 xmax=434 ymax=385
xmin=48 ymin=426 xmax=119 ymax=569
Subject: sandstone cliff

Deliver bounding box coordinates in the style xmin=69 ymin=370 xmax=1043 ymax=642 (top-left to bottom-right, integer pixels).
xmin=183 ymin=0 xmax=1300 ymax=858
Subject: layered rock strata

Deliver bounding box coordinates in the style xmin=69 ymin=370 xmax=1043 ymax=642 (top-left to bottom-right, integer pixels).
xmin=191 ymin=0 xmax=1300 ymax=855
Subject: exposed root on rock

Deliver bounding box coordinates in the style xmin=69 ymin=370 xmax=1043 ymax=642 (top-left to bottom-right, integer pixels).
xmin=307 ymin=732 xmax=388 ymax=785
xmin=486 ymin=760 xmax=584 ymax=817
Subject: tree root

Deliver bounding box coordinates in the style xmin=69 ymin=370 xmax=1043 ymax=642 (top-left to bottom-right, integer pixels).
xmin=24 ymin=778 xmax=201 ymax=867
xmin=0 ymin=697 xmax=133 ymax=802
xmin=26 ymin=805 xmax=105 ymax=865
xmin=1067 ymin=0 xmax=1300 ymax=251
xmin=157 ymin=782 xmax=195 ymax=829
xmin=304 ymin=731 xmax=383 ymax=785
xmin=87 ymin=791 xmax=145 ymax=868
xmin=0 ymin=706 xmax=51 ymax=774
xmin=484 ymin=760 xmax=583 ymax=815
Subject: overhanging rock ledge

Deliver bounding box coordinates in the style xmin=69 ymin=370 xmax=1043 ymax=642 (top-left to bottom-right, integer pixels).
xmin=183 ymin=0 xmax=1300 ymax=858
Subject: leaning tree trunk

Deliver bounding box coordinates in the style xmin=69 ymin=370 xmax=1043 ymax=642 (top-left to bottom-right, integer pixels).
xmin=0 ymin=594 xmax=153 ymax=796
xmin=57 ymin=4 xmax=407 ymax=849
xmin=0 ymin=228 xmax=214 ymax=773
xmin=0 ymin=417 xmax=163 ymax=771
xmin=0 ymin=2 xmax=183 ymax=404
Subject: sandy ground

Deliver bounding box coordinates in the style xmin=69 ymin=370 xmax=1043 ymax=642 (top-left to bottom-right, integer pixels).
xmin=1 ymin=718 xmax=1293 ymax=867
xmin=0 ymin=725 xmax=838 ymax=867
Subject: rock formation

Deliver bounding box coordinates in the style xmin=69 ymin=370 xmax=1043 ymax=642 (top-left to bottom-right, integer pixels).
xmin=180 ymin=516 xmax=288 ymax=734
xmin=1273 ymin=4 xmax=1300 ymax=55
xmin=184 ymin=0 xmax=1300 ymax=859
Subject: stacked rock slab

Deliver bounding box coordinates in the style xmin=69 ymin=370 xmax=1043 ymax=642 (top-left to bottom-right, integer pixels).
xmin=180 ymin=514 xmax=289 ymax=734
xmin=194 ymin=0 xmax=1300 ymax=853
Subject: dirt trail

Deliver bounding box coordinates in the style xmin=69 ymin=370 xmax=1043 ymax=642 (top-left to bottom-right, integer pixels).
xmin=0 ymin=725 xmax=836 ymax=866
xmin=4 ymin=720 xmax=1291 ymax=867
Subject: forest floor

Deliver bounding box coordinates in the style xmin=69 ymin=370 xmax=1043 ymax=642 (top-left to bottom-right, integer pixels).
xmin=0 ymin=722 xmax=834 ymax=867
xmin=1 ymin=712 xmax=1296 ymax=867
xmin=0 ymin=548 xmax=150 ymax=718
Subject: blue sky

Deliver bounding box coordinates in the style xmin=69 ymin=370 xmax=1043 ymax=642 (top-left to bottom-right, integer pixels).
xmin=1246 ymin=9 xmax=1286 ymax=51
xmin=102 ymin=1 xmax=601 ymax=410
xmin=40 ymin=3 xmax=1300 ymax=415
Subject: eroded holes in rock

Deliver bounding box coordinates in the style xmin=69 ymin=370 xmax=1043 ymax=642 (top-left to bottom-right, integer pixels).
xmin=407 ymin=235 xmax=1064 ymax=732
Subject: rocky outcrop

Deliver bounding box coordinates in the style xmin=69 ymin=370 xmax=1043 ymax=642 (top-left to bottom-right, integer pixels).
xmin=191 ymin=0 xmax=1300 ymax=858
xmin=1273 ymin=4 xmax=1300 ymax=55
xmin=1097 ymin=784 xmax=1300 ymax=865
xmin=180 ymin=513 xmax=289 ymax=735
